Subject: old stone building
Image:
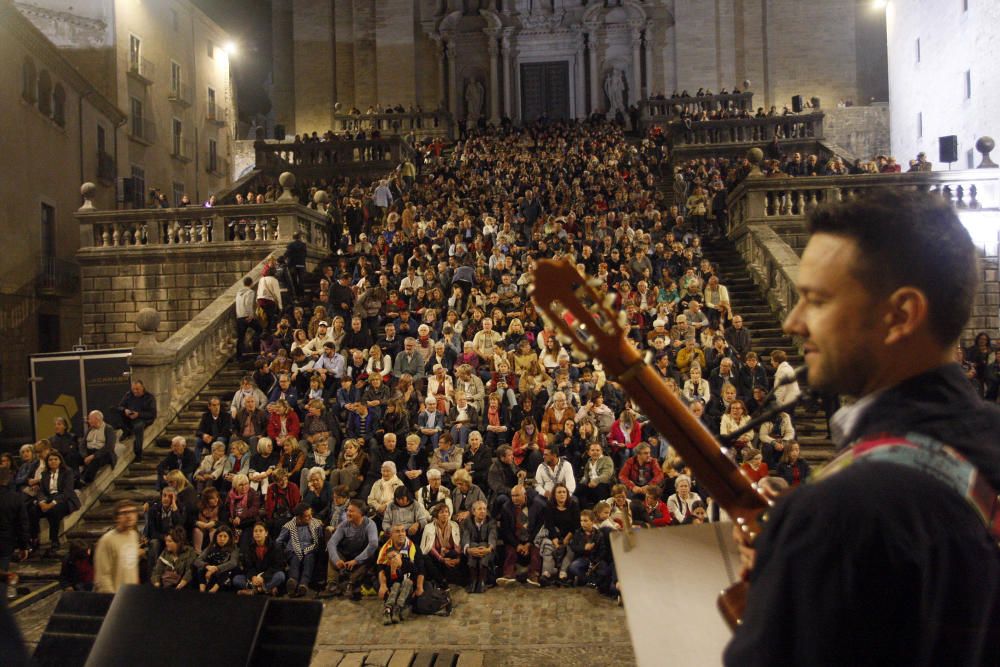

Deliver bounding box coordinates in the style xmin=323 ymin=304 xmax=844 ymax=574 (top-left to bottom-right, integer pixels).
xmin=17 ymin=0 xmax=239 ymax=206
xmin=0 ymin=0 xmax=125 ymax=399
xmin=272 ymin=0 xmax=871 ymax=135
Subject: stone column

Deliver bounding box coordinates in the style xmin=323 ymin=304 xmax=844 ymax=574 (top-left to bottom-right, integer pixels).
xmin=574 ymin=35 xmax=586 ymax=119
xmin=643 ymin=25 xmax=654 ymax=98
xmin=501 ymin=29 xmax=514 ymax=118
xmin=485 ymin=29 xmax=500 ymax=124
xmin=435 ymin=39 xmax=447 ymax=110
xmin=447 ymin=40 xmax=459 ymax=118
xmin=587 ymin=29 xmax=600 ymax=112
xmin=630 ymin=27 xmax=643 ymax=105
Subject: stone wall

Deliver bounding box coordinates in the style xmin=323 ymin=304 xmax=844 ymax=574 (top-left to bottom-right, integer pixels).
xmin=79 ymin=245 xmax=280 ymax=347
xmin=823 ymin=105 xmax=891 ymax=162
xmin=888 ymin=0 xmax=1000 ymax=169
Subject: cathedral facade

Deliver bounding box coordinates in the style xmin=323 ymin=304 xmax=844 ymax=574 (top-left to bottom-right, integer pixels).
xmin=273 ymin=0 xmax=864 ymax=135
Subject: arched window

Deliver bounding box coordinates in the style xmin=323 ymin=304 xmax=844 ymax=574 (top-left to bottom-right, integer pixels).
xmin=53 ymin=84 xmax=66 ymax=127
xmin=37 ymin=70 xmax=52 ymax=116
xmin=22 ymin=57 xmax=37 ymax=103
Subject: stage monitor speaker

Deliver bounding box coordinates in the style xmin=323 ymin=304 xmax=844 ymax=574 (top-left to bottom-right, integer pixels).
xmin=274 ymin=124 xmax=286 ymax=141
xmin=939 ymin=135 xmax=958 ymax=164
xmin=33 ymin=587 xmax=322 ymax=667
xmin=792 ymin=95 xmax=803 ymax=113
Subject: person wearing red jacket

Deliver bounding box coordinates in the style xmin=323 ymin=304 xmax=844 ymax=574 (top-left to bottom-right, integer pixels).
xmin=632 ymin=487 xmax=671 ymax=528
xmin=617 ymin=444 xmax=664 ymax=499
xmin=264 ymin=468 xmax=301 ymax=536
xmin=267 ymin=399 xmax=301 ymax=441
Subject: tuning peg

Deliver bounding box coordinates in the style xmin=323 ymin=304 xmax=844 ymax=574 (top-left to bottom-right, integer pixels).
xmin=586 ymin=277 xmax=603 ymax=289
xmin=571 ymin=348 xmax=589 ymax=361
xmin=617 ymin=312 xmax=628 ymax=328
xmin=644 ymin=351 xmax=654 ymax=366
xmin=602 ymin=294 xmax=615 ymax=308
xmin=526 ymin=284 xmax=535 ymax=296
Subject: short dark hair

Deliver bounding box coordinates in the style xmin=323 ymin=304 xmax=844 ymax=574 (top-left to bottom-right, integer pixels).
xmin=808 ymin=189 xmax=977 ymax=345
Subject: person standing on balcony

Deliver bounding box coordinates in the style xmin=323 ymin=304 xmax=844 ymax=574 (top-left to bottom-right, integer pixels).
xmin=118 ymin=380 xmax=156 ymax=463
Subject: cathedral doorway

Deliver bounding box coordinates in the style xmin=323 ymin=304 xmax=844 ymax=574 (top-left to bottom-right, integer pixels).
xmin=519 ymin=61 xmax=570 ymax=122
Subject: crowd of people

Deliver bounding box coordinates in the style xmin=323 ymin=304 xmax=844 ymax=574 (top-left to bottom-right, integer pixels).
xmin=2 ymin=115 xmax=995 ymax=626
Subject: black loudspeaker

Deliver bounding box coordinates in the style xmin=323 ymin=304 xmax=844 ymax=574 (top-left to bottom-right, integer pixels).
xmin=33 ymin=587 xmax=322 ymax=667
xmin=792 ymin=95 xmax=803 ymax=113
xmin=939 ymin=135 xmax=958 ymax=164
xmin=274 ymin=124 xmax=286 ymax=141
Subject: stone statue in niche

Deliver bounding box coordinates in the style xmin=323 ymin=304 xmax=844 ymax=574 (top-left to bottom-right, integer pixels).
xmin=604 ymin=69 xmax=626 ymax=115
xmin=465 ymin=78 xmax=485 ymax=120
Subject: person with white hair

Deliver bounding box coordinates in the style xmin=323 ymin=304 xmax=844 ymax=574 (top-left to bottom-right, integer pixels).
xmin=367 ymin=460 xmax=404 ymax=517
xmin=80 ymin=410 xmax=118 ymax=485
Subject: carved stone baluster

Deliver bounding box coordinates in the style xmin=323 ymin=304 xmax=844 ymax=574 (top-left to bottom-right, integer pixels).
xmin=956 ymin=185 xmax=967 ymax=209
xmin=101 ymin=226 xmax=111 ymax=247
xmin=140 ymin=222 xmax=148 ymax=245
xmin=941 ymin=185 xmax=953 ymax=206
xmin=111 ymin=224 xmax=121 ymax=246
xmin=970 ymin=185 xmax=980 ymax=210
xmin=795 ymin=192 xmax=805 ymax=216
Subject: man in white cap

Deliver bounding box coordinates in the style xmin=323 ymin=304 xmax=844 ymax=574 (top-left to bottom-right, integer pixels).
xmin=303 ymin=320 xmax=334 ymax=359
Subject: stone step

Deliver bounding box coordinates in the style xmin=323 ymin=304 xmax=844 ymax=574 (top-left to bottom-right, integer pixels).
xmin=101 ymin=487 xmax=162 ymax=503
xmin=66 ymin=524 xmax=113 ymax=540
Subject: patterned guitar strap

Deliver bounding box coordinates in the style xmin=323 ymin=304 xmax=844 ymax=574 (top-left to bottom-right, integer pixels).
xmin=816 ymin=432 xmax=1000 ymax=544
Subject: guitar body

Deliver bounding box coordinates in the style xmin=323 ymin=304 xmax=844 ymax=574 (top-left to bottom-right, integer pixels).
xmin=530 ymin=258 xmax=769 ymax=628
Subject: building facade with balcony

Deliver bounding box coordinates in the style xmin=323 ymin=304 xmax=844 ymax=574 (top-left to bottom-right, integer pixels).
xmin=17 ymin=0 xmax=239 ymax=208
xmin=0 ymin=0 xmax=126 ymax=399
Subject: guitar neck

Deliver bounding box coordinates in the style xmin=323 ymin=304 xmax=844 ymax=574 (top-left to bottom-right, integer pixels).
xmin=612 ymin=340 xmax=768 ymax=524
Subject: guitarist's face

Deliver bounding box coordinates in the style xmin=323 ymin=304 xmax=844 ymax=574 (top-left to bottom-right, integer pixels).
xmin=784 ymin=233 xmax=885 ymax=396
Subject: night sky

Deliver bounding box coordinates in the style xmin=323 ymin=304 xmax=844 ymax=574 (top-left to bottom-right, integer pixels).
xmin=192 ymin=0 xmax=273 ymax=117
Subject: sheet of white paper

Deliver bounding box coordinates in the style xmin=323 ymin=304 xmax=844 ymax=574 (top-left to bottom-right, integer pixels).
xmin=611 ymin=522 xmax=741 ymax=667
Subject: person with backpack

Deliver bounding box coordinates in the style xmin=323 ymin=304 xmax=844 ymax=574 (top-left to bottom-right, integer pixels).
xmin=377 ymin=524 xmax=425 ymax=625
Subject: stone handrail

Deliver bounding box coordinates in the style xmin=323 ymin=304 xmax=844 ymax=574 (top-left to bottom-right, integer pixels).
xmin=76 ymin=200 xmax=331 ymax=251
xmin=59 ymin=257 xmax=271 ymax=538
xmin=735 ymin=224 xmax=801 ymax=325
xmin=726 ymin=169 xmax=1000 ymax=234
xmin=666 ymin=112 xmax=825 ymax=147
xmin=254 ymin=137 xmax=416 ymax=171
xmin=332 ymin=110 xmax=454 ymax=139
xmin=640 ymin=92 xmax=755 ymax=121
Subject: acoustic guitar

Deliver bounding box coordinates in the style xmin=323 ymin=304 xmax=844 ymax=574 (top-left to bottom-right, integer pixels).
xmin=530 ymin=257 xmax=770 ymax=628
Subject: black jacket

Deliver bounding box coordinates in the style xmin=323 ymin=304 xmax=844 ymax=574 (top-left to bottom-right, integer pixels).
xmin=39 ymin=466 xmax=80 ymax=512
xmin=196 ymin=411 xmax=233 ymax=444
xmin=119 ymin=390 xmax=157 ymax=423
xmin=78 ymin=424 xmax=118 ymax=468
xmin=725 ymin=364 xmax=1000 ymax=667
xmin=497 ymin=495 xmax=546 ymax=547
xmin=240 ymin=539 xmax=285 ymax=580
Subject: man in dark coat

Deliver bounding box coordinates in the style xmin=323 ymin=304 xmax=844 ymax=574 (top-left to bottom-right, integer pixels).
xmin=725 ymin=191 xmax=1000 ymax=666
xmin=118 ymin=380 xmax=156 ymax=462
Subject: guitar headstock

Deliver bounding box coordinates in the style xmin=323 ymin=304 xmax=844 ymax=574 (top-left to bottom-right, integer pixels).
xmin=529 ymin=259 xmax=641 ymax=378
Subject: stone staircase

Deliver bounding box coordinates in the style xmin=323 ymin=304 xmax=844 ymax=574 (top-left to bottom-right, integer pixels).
xmin=701 ymin=237 xmax=835 ymax=464
xmin=64 ymin=359 xmax=251 ymax=542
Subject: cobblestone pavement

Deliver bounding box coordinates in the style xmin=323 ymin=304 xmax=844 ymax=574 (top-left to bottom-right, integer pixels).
xmin=17 ymin=585 xmax=637 ymax=666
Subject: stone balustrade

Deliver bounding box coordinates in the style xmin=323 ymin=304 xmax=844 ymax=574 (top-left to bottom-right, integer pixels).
xmin=640 ymin=92 xmax=755 ymax=123
xmin=667 ymin=112 xmax=825 ymax=148
xmin=75 ymin=174 xmax=331 ymax=348
xmin=736 ymin=224 xmax=802 ymax=326
xmin=76 ymin=201 xmax=329 ymax=250
xmin=726 ymin=169 xmax=1000 ymax=235
xmin=331 ymin=110 xmax=454 ymax=139
xmin=254 ymin=136 xmax=417 ymax=175
xmin=725 ymin=161 xmax=1000 ymax=342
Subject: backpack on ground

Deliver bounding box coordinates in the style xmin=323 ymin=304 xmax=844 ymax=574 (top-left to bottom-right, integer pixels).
xmin=412 ymin=580 xmax=452 ymax=616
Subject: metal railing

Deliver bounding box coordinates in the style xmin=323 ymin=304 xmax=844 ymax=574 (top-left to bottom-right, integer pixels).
xmin=35 ymin=256 xmax=80 ymax=295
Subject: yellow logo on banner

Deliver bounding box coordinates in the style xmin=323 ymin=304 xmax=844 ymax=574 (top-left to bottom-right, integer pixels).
xmin=36 ymin=394 xmax=79 ymax=439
